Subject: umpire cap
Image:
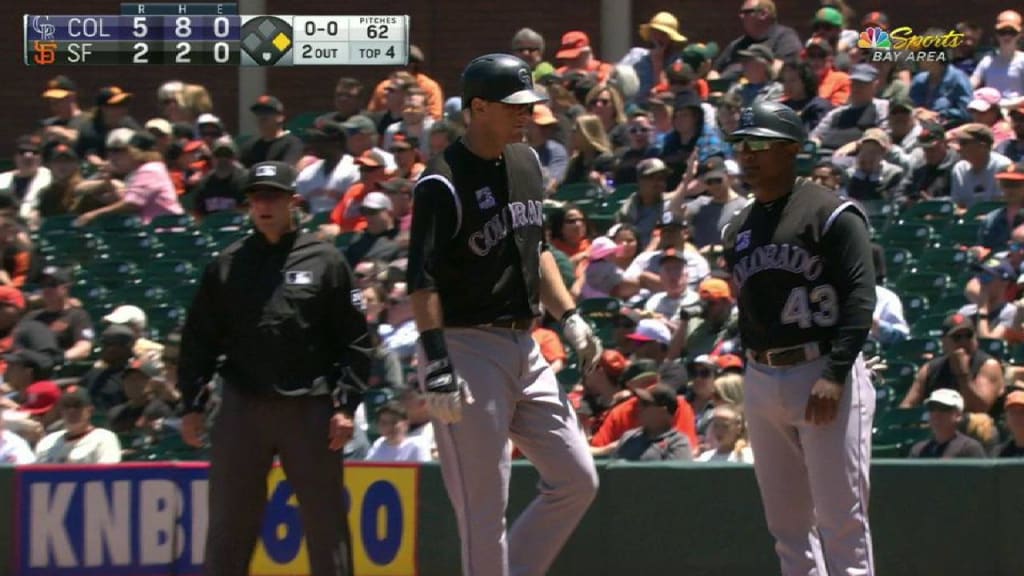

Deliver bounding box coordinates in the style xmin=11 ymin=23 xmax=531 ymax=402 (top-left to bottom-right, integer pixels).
xmin=461 ymin=53 xmax=547 ymax=110
xmin=244 ymin=161 xmax=297 ymax=193
xmin=727 ymin=101 xmax=806 ymax=144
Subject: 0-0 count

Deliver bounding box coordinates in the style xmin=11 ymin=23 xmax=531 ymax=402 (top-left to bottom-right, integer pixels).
xmin=305 ymin=20 xmax=339 ymax=36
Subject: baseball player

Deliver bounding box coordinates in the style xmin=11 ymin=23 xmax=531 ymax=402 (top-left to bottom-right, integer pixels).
xmin=179 ymin=161 xmax=372 ymax=576
xmin=721 ymin=101 xmax=877 ymax=576
xmin=407 ymin=53 xmax=602 ymax=576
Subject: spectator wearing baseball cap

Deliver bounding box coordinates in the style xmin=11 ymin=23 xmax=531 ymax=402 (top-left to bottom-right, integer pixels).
xmin=971 ymin=11 xmax=1024 ymax=104
xmin=610 ymin=110 xmax=659 ymax=187
xmin=686 ymin=354 xmax=720 ymax=442
xmin=388 ymin=132 xmax=426 ymax=180
xmin=0 ymin=134 xmax=51 ymax=226
xmin=107 ymin=356 xmax=171 ymax=435
xmin=844 ymin=128 xmax=904 ymax=202
xmin=614 ymin=383 xmax=693 ymax=461
xmin=74 ymin=86 xmax=142 ymax=166
xmin=643 ymin=247 xmax=700 ymax=328
xmin=617 ymin=158 xmax=670 ymax=248
xmin=194 ymin=136 xmax=248 ymax=217
xmin=910 ymin=389 xmax=986 ymax=459
xmin=295 ymin=118 xmax=358 ymax=216
xmin=626 ymin=210 xmax=711 ymax=292
xmin=341 ymin=114 xmax=397 ymax=170
xmin=35 ymin=386 xmax=122 ymax=464
xmin=76 ymin=128 xmax=183 ymax=227
xmin=899 ymin=313 xmax=1004 ymax=416
xmin=79 ymin=324 xmax=139 ymax=413
xmin=950 ymin=123 xmax=1013 ymax=209
xmin=571 ymin=350 xmax=630 ymax=438
xmin=581 ymin=236 xmax=641 ymax=301
xmin=994 ymin=389 xmax=1024 ymax=457
xmin=682 ymin=156 xmax=746 ymax=250
xmin=380 ymin=177 xmax=415 ymax=233
xmin=902 ymin=120 xmax=958 ymax=201
xmin=239 ymin=95 xmax=305 ymax=168
xmin=555 ymin=30 xmax=614 ymax=84
xmin=957 ymin=257 xmax=1019 ymax=342
xmin=956 ymin=87 xmax=1015 ymax=147
xmin=328 ymin=150 xmax=393 ymax=235
xmin=676 ymin=278 xmax=737 ymax=363
xmin=103 ymin=305 xmax=164 ymax=359
xmin=345 ymin=191 xmax=402 ymax=267
xmin=727 ymin=43 xmax=784 ymax=107
xmin=383 ymin=87 xmax=435 ymax=158
xmin=23 ymin=267 xmax=94 ymax=361
xmin=976 ymin=160 xmax=1024 ymax=250
xmin=40 ymin=75 xmax=88 ymax=144
xmin=526 ymin=104 xmax=568 ymax=193
xmin=626 ymin=318 xmax=673 ymax=364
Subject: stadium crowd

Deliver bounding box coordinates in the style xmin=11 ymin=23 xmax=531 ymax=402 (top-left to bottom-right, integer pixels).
xmin=3 ymin=1 xmax=1024 ymax=466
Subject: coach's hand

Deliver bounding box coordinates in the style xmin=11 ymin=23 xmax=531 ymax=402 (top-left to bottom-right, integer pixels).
xmin=562 ymin=312 xmax=603 ymax=373
xmin=805 ymin=378 xmax=843 ymax=425
xmin=423 ymin=358 xmax=475 ymax=424
xmin=328 ymin=412 xmax=354 ymax=451
xmin=181 ymin=412 xmax=206 ymax=448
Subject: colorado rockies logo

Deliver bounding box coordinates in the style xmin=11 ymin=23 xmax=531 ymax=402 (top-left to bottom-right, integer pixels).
xmin=518 ymin=67 xmax=531 ymax=87
xmin=740 ymin=107 xmax=756 ymax=128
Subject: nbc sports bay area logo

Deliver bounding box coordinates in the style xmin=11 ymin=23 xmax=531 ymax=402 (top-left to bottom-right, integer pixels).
xmin=858 ymin=26 xmax=965 ymax=62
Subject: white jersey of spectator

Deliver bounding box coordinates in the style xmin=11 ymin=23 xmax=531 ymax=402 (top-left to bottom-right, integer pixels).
xmin=0 ymin=428 xmax=36 ymax=464
xmin=296 ymin=154 xmax=360 ymax=214
xmin=365 ymin=435 xmax=431 ymax=462
xmin=874 ymin=285 xmax=910 ymax=343
xmin=0 ymin=167 xmax=51 ymax=223
xmin=645 ymin=289 xmax=700 ymax=320
xmin=971 ymin=51 xmax=1024 ymax=103
xmin=379 ymin=319 xmax=420 ymax=364
xmin=950 ymin=151 xmax=1013 ymax=208
xmin=626 ymin=248 xmax=710 ymax=290
xmin=35 ymin=427 xmax=121 ymax=464
xmin=697 ymin=445 xmax=754 ymax=463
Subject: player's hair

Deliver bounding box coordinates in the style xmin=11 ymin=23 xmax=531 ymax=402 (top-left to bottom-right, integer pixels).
xmin=511 ymin=28 xmax=545 ymax=54
xmin=376 ymin=400 xmax=408 ymax=421
xmin=584 ymin=85 xmax=626 ymax=127
xmin=571 ymin=114 xmax=612 ymax=156
xmin=712 ymin=373 xmax=745 ymax=407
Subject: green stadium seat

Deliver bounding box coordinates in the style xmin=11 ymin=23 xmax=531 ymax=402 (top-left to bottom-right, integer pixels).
xmin=335 ymin=232 xmax=358 ymax=250
xmin=944 ymin=220 xmax=983 ymax=247
xmin=901 ymin=293 xmax=930 ymax=326
xmin=89 ymin=213 xmax=142 ymax=232
xmin=882 ymin=247 xmax=913 ymax=283
xmin=977 ymin=337 xmax=1007 ymax=360
xmin=39 ymin=214 xmax=79 ymax=234
xmin=931 ymin=293 xmax=967 ymax=315
xmin=148 ymin=213 xmax=195 ymax=233
xmin=146 ymin=304 xmax=187 ymax=341
xmin=285 ymin=111 xmax=323 ymax=136
xmin=964 ymin=200 xmax=1005 ymax=220
xmin=88 ymin=259 xmax=142 ymax=289
xmin=578 ymin=297 xmax=621 ymax=349
xmin=867 ymin=214 xmax=892 ymax=238
xmin=878 ymin=361 xmax=919 ymax=397
xmin=606 ymin=183 xmax=638 ymax=204
xmin=553 ymin=183 xmax=603 ymax=203
xmin=895 ymin=272 xmax=951 ymax=302
xmin=875 ymin=405 xmax=928 ymax=429
xmin=911 ymin=312 xmax=948 ymax=339
xmin=155 ymin=233 xmax=214 ymax=258
xmin=144 ymin=259 xmax=197 ymax=280
xmin=899 ymin=199 xmax=956 ymax=223
xmin=885 ymin=338 xmax=941 ymax=363
xmin=862 ymin=338 xmax=880 ymax=357
xmin=880 ymin=222 xmax=935 ymax=252
xmin=556 ymin=366 xmax=581 ymax=391
xmin=915 ymin=246 xmax=971 ymax=271
xmin=200 ymin=211 xmax=248 ymax=232
xmin=110 ymin=284 xmax=169 ymax=307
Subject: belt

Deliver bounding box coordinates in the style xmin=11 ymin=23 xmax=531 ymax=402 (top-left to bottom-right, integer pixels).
xmin=748 ymin=341 xmax=831 ymax=367
xmin=479 ymin=317 xmax=535 ymax=331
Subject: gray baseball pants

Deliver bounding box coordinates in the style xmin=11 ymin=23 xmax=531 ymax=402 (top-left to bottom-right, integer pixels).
xmin=418 ymin=326 xmax=599 ymax=576
xmin=744 ymin=353 xmax=875 ymax=576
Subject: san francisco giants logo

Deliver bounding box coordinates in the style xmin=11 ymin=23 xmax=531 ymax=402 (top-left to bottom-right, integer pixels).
xmin=33 ymin=41 xmax=57 ymax=65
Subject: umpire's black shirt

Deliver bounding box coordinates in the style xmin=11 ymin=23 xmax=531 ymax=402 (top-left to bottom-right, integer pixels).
xmin=178 ymin=230 xmax=371 ymax=413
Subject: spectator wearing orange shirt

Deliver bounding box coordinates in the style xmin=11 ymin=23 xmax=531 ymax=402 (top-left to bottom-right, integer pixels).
xmin=555 ymin=31 xmax=614 ymax=84
xmin=367 ymin=45 xmax=444 ymax=121
xmin=329 ymin=150 xmax=391 ymax=233
xmin=805 ymin=36 xmax=850 ymax=106
xmin=531 ymin=323 xmax=568 ymax=373
xmin=590 ymin=359 xmax=699 ymax=454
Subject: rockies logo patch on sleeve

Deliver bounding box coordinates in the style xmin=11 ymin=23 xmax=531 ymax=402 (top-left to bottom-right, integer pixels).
xmin=351 ymin=289 xmax=366 ymax=312
xmin=286 ymin=271 xmax=313 ymax=285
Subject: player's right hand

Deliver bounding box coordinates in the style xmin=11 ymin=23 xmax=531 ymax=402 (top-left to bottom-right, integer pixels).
xmin=422 ymin=357 xmax=475 ymax=424
xmin=181 ymin=412 xmax=206 ymax=448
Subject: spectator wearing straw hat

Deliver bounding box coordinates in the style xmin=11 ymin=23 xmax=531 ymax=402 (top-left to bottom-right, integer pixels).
xmin=633 ymin=12 xmax=689 ymax=105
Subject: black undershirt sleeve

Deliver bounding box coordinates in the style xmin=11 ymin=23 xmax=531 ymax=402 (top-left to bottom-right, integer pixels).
xmin=820 ymin=210 xmax=877 ymax=385
xmin=406 ymin=179 xmax=457 ymax=294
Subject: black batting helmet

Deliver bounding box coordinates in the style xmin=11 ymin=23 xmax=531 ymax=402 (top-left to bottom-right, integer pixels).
xmin=727 ymin=101 xmax=806 ymax=143
xmin=461 ymin=53 xmax=547 ymax=110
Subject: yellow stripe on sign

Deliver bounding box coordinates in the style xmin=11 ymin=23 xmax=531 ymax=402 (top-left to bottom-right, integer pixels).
xmin=250 ymin=465 xmax=419 ymax=576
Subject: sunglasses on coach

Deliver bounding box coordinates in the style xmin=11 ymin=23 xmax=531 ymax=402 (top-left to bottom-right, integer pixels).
xmin=735 ymin=138 xmax=779 ymax=152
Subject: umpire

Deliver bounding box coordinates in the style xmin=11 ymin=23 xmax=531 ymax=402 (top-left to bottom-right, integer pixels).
xmin=721 ymin=102 xmax=877 ymax=575
xmin=179 ymin=161 xmax=372 ymax=576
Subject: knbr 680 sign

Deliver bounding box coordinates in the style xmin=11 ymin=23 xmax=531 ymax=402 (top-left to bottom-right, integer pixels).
xmin=252 ymin=465 xmax=418 ymax=575
xmin=17 ymin=463 xmax=419 ymax=576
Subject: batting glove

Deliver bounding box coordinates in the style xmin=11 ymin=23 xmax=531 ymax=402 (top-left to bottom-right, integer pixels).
xmin=422 ymin=357 xmax=474 ymax=424
xmin=562 ymin=310 xmax=603 ymax=374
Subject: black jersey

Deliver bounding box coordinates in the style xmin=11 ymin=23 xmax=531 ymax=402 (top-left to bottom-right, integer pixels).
xmin=407 ymin=140 xmax=546 ymax=326
xmin=722 ymin=178 xmax=876 ymax=384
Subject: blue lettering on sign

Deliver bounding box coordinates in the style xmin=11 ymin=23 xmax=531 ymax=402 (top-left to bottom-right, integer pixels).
xmin=260 ymin=480 xmax=303 ymax=564
xmin=361 ymin=480 xmax=402 ymax=565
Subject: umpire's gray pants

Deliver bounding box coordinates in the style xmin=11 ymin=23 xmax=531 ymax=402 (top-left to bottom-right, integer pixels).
xmin=203 ymin=384 xmax=353 ymax=576
xmin=418 ymin=327 xmax=599 ymax=576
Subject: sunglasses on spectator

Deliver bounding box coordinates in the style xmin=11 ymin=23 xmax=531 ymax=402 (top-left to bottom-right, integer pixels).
xmin=629 ymin=125 xmax=651 ymax=134
xmin=1011 ymin=242 xmax=1024 ymax=252
xmin=736 ymin=138 xmax=777 ymax=152
xmin=704 ymin=177 xmax=724 ymax=186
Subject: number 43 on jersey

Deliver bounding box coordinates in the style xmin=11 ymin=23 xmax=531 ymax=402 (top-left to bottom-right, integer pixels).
xmin=781 ymin=285 xmax=838 ymax=329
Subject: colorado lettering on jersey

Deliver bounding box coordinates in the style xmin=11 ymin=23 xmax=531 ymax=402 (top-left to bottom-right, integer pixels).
xmin=731 ymin=243 xmax=824 ymax=288
xmin=468 ymin=200 xmax=544 ymax=256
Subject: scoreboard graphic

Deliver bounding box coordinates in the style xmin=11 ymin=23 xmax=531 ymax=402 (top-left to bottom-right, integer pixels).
xmin=24 ymin=2 xmax=409 ymax=66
